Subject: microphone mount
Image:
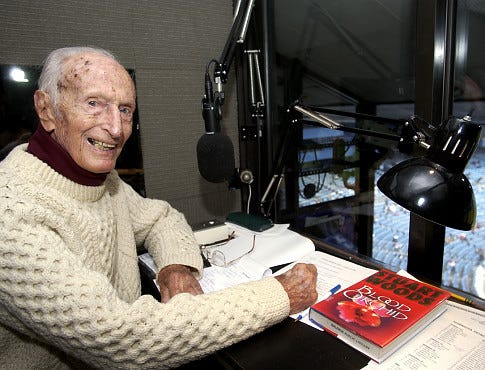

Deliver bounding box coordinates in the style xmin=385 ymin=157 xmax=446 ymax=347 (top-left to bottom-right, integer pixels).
xmin=207 ymin=0 xmax=256 ymax=111
xmin=202 ymin=60 xmax=223 ymax=133
xmin=198 ymin=0 xmax=258 ymax=187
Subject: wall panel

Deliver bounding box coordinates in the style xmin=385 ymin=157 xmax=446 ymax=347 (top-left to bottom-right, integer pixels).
xmin=0 ymin=0 xmax=240 ymax=224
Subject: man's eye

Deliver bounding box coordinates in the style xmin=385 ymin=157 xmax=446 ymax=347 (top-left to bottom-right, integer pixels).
xmin=119 ymin=107 xmax=134 ymax=122
xmin=87 ymin=100 xmax=108 ymax=109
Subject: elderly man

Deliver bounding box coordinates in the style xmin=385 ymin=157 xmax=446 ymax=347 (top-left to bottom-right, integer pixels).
xmin=0 ymin=47 xmax=318 ymax=369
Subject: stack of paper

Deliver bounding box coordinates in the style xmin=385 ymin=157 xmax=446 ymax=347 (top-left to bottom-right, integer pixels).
xmin=199 ymin=224 xmax=315 ymax=292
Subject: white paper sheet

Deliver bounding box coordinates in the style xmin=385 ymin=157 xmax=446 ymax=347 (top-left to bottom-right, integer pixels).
xmin=361 ymin=300 xmax=485 ymax=369
xmin=202 ymin=223 xmax=315 ymax=270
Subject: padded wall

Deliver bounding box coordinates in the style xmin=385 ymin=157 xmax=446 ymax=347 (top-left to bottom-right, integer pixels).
xmin=0 ymin=0 xmax=241 ymax=224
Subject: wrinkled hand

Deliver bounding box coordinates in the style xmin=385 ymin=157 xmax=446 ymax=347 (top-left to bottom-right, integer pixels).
xmin=156 ymin=264 xmax=203 ymax=303
xmin=274 ymin=263 xmax=318 ymax=314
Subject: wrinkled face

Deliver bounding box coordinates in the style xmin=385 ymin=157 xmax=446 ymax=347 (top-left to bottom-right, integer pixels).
xmin=51 ymin=53 xmax=136 ymax=173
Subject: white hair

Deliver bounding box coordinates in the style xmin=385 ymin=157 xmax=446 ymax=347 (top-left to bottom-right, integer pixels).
xmin=37 ymin=46 xmax=117 ymax=113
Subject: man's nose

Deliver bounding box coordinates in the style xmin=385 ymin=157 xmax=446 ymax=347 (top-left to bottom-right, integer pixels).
xmin=104 ymin=105 xmax=123 ymax=137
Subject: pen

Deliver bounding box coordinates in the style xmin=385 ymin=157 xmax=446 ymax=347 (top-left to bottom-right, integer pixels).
xmin=320 ymin=284 xmax=341 ymax=300
xmin=448 ymin=291 xmax=484 ymax=310
xmin=295 ymin=312 xmax=308 ymax=322
xmin=269 ymin=262 xmax=292 ymax=274
xmin=430 ymin=285 xmax=483 ymax=310
xmin=449 ymin=292 xmax=473 ymax=305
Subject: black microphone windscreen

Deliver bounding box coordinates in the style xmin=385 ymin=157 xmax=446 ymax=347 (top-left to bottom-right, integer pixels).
xmin=196 ymin=133 xmax=235 ymax=183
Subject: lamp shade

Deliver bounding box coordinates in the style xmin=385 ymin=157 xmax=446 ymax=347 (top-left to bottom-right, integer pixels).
xmin=377 ymin=116 xmax=481 ymax=231
xmin=377 ymin=157 xmax=476 ymax=230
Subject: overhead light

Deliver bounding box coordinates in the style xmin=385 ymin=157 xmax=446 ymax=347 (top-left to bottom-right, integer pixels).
xmin=9 ymin=67 xmax=29 ymax=83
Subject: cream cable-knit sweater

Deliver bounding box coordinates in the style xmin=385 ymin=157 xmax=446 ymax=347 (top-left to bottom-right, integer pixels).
xmin=0 ymin=145 xmax=290 ymax=369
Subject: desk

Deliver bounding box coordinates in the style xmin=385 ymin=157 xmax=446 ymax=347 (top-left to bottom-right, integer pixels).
xmin=217 ymin=317 xmax=369 ymax=369
xmin=140 ymin=236 xmax=484 ymax=369
xmin=175 ymin=317 xmax=369 ymax=370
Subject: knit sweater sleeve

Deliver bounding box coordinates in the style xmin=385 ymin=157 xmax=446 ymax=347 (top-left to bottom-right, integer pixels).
xmin=109 ymin=174 xmax=203 ymax=274
xmin=0 ymin=150 xmax=290 ymax=369
xmin=0 ymin=209 xmax=289 ymax=369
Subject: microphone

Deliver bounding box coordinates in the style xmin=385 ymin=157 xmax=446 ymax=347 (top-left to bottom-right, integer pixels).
xmin=197 ymin=133 xmax=235 ymax=183
xmin=202 ymin=71 xmax=220 ymax=133
xmin=197 ymin=72 xmax=235 ymax=183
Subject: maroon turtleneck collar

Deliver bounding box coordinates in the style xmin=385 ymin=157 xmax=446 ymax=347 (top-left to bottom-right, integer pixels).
xmin=27 ymin=125 xmax=107 ymax=186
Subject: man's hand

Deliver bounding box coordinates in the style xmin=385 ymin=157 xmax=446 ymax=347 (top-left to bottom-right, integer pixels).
xmin=157 ymin=264 xmax=203 ymax=303
xmin=274 ymin=263 xmax=318 ymax=314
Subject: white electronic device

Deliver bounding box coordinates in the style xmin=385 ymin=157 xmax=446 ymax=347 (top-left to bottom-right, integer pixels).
xmin=192 ymin=220 xmax=229 ymax=246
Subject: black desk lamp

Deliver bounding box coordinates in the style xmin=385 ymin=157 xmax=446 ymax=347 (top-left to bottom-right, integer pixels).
xmin=377 ymin=115 xmax=481 ymax=231
xmin=291 ymin=104 xmax=482 ymax=231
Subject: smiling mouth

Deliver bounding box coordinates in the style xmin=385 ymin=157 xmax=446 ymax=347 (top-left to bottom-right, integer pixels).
xmin=88 ymin=138 xmax=117 ymax=151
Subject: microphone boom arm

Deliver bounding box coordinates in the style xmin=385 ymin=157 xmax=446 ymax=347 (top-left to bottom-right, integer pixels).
xmin=213 ymin=0 xmax=256 ymax=99
xmin=198 ymin=0 xmax=257 ymax=184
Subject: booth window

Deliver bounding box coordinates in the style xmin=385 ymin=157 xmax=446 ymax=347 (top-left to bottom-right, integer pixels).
xmin=264 ymin=0 xmax=484 ymax=300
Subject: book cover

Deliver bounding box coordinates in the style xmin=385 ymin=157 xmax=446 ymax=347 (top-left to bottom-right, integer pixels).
xmin=309 ymin=269 xmax=450 ymax=363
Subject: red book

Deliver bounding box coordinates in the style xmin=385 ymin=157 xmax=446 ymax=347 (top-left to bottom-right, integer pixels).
xmin=309 ymin=269 xmax=450 ymax=363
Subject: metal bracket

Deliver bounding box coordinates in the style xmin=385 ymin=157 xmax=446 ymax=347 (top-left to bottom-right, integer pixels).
xmin=240 ymin=125 xmax=258 ymax=141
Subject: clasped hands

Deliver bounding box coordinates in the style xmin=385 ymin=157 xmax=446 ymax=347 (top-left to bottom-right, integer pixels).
xmin=157 ymin=263 xmax=318 ymax=314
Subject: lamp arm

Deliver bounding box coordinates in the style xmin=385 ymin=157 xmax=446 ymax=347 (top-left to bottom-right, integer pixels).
xmin=400 ymin=116 xmax=432 ymax=150
xmin=291 ymin=103 xmax=434 ymax=152
xmin=259 ymin=113 xmax=295 ymax=217
xmin=301 ymin=105 xmax=405 ymax=125
xmin=293 ymin=104 xmax=402 ymax=142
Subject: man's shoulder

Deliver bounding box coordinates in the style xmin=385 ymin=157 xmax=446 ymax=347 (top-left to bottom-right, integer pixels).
xmin=0 ymin=145 xmax=30 ymax=190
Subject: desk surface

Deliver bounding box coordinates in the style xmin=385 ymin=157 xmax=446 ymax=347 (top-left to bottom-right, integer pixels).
xmin=218 ymin=317 xmax=369 ymax=370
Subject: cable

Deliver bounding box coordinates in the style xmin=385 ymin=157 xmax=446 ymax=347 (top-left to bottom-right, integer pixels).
xmin=246 ymin=183 xmax=252 ymax=214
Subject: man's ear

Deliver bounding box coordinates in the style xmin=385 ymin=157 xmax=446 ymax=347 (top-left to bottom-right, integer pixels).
xmin=34 ymin=90 xmax=58 ymax=132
